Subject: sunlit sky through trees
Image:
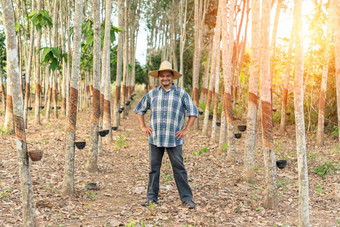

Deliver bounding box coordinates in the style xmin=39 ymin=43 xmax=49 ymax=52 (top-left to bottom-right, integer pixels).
xmin=134 ymin=0 xmax=315 ymax=66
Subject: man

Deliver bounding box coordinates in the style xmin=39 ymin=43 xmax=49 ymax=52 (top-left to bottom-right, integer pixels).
xmin=134 ymin=61 xmax=198 ymax=209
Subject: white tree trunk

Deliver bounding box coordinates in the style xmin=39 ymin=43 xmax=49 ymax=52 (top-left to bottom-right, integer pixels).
xmin=103 ymin=0 xmax=112 ymax=143
xmin=86 ymin=0 xmax=101 ymax=173
xmin=243 ymin=0 xmax=260 ymax=182
xmin=62 ymin=0 xmax=83 ymax=196
xmin=317 ymin=2 xmax=333 ymax=146
xmin=1 ymin=0 xmax=37 ymax=225
xmin=260 ymin=0 xmax=278 ymax=209
xmin=294 ymin=0 xmax=310 ymax=225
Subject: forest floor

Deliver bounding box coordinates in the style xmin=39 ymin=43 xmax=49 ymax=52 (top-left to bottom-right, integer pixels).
xmin=0 ymin=89 xmax=339 ymax=227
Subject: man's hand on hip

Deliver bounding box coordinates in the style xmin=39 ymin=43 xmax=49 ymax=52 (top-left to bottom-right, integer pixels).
xmin=141 ymin=126 xmax=153 ymax=137
xmin=175 ymin=128 xmax=189 ymax=140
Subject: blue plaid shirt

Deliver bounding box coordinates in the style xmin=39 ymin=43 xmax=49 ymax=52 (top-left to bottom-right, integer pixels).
xmin=134 ymin=84 xmax=198 ymax=147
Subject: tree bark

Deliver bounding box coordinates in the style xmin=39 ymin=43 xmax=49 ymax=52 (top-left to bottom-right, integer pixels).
xmin=280 ymin=24 xmax=295 ymax=132
xmin=260 ymin=0 xmax=278 ymax=209
xmin=243 ymin=0 xmax=260 ymax=183
xmin=294 ymin=0 xmax=310 ymax=224
xmin=1 ymin=0 xmax=37 ymax=225
xmin=62 ymin=0 xmax=83 ymax=196
xmin=122 ymin=0 xmax=129 ymax=118
xmin=102 ymin=0 xmax=113 ymax=143
xmin=113 ymin=0 xmax=124 ymax=128
xmin=317 ymin=2 xmax=333 ymax=146
xmin=86 ymin=0 xmax=101 ymax=172
xmin=222 ymin=0 xmax=236 ymax=161
xmin=23 ymin=0 xmax=35 ymax=129
xmin=210 ymin=0 xmax=222 ymax=142
xmin=34 ymin=0 xmax=42 ymax=125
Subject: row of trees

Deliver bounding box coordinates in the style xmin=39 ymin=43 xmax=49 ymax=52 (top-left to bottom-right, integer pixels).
xmin=0 ymin=0 xmax=143 ymax=225
xmin=1 ymin=0 xmax=340 ymax=226
xmin=143 ymin=0 xmax=337 ymax=226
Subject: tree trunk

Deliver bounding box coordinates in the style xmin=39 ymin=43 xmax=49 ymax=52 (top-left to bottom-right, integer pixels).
xmin=23 ymin=0 xmax=35 ymax=128
xmin=317 ymin=3 xmax=333 ymax=146
xmin=34 ymin=0 xmax=42 ymax=125
xmin=113 ymin=0 xmax=124 ymax=128
xmin=192 ymin=0 xmax=200 ymax=129
xmin=1 ymin=0 xmax=37 ymax=225
xmin=200 ymin=39 xmax=213 ymax=103
xmin=62 ymin=0 xmax=83 ymax=196
xmin=103 ymin=0 xmax=112 ymax=143
xmin=280 ymin=24 xmax=295 ymax=132
xmin=122 ymin=0 xmax=129 ymax=119
xmin=178 ymin=0 xmax=187 ymax=88
xmin=294 ymin=0 xmax=310 ymax=225
xmin=243 ymin=0 xmax=260 ymax=183
xmin=52 ymin=0 xmax=58 ymax=119
xmin=222 ymin=0 xmax=236 ymax=161
xmin=86 ymin=0 xmax=101 ymax=172
xmin=270 ymin=0 xmax=282 ymax=64
xmin=61 ymin=3 xmax=67 ymax=116
xmin=260 ymin=0 xmax=278 ymax=210
xmin=210 ymin=1 xmax=221 ymax=142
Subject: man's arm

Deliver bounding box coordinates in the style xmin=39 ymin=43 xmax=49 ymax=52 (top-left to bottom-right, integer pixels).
xmin=137 ymin=114 xmax=153 ymax=137
xmin=175 ymin=116 xmax=196 ymax=140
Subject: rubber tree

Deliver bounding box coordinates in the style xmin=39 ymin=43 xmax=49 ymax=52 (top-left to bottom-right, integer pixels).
xmin=243 ymin=0 xmax=260 ymax=182
xmin=113 ymin=0 xmax=124 ymax=128
xmin=86 ymin=0 xmax=101 ymax=173
xmin=102 ymin=0 xmax=113 ymax=142
xmin=1 ymin=0 xmax=37 ymax=225
xmin=23 ymin=0 xmax=35 ymax=128
xmin=316 ymin=1 xmax=333 ymax=146
xmin=222 ymin=0 xmax=236 ymax=161
xmin=210 ymin=0 xmax=221 ymax=143
xmin=62 ymin=0 xmax=83 ymax=196
xmin=294 ymin=0 xmax=310 ymax=225
xmin=335 ymin=0 xmax=340 ymax=145
xmin=260 ymin=0 xmax=278 ymax=209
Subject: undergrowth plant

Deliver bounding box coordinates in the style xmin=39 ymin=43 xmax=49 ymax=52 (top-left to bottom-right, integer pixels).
xmin=114 ymin=134 xmax=127 ymax=150
xmin=314 ymin=161 xmax=339 ymax=178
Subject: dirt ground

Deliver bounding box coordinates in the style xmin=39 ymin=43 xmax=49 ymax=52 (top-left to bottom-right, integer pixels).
xmin=0 ymin=91 xmax=339 ymax=226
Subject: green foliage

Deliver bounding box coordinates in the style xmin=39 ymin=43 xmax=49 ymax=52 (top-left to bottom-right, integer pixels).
xmin=0 ymin=124 xmax=12 ymax=136
xmin=193 ymin=147 xmax=208 ymax=155
xmin=0 ymin=187 xmax=10 ymax=199
xmin=127 ymin=220 xmax=136 ymax=227
xmin=0 ymin=30 xmax=6 ymax=74
xmin=87 ymin=191 xmax=97 ymax=201
xmin=314 ymin=161 xmax=339 ymax=178
xmin=316 ymin=184 xmax=322 ymax=194
xmin=38 ymin=47 xmax=66 ymax=71
xmin=27 ymin=10 xmax=53 ymax=32
xmin=331 ymin=125 xmax=339 ymax=137
xmin=114 ymin=134 xmax=127 ymax=150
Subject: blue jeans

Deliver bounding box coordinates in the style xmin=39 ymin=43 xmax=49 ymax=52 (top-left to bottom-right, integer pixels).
xmin=147 ymin=144 xmax=193 ymax=202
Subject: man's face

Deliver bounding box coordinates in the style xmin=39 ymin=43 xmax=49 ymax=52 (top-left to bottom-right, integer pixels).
xmin=158 ymin=70 xmax=174 ymax=88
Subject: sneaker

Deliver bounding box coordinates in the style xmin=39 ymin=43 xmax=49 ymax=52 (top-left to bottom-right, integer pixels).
xmin=141 ymin=198 xmax=158 ymax=207
xmin=182 ymin=200 xmax=195 ymax=209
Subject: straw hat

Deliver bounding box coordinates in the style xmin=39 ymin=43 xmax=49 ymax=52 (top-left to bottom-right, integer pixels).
xmin=148 ymin=61 xmax=182 ymax=79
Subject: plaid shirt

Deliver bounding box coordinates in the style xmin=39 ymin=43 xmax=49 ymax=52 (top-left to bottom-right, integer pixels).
xmin=134 ymin=84 xmax=198 ymax=147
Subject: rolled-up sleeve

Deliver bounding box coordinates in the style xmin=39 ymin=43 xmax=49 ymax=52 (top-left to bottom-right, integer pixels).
xmin=134 ymin=93 xmax=150 ymax=115
xmin=183 ymin=93 xmax=198 ymax=117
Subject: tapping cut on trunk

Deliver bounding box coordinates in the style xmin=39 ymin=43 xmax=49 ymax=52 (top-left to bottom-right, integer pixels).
xmin=103 ymin=99 xmax=110 ymax=122
xmin=14 ymin=115 xmax=26 ymax=141
xmin=248 ymin=92 xmax=258 ymax=105
xmin=67 ymin=87 xmax=78 ymax=133
xmin=224 ymin=93 xmax=234 ymax=123
xmin=91 ymin=89 xmax=100 ymax=124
